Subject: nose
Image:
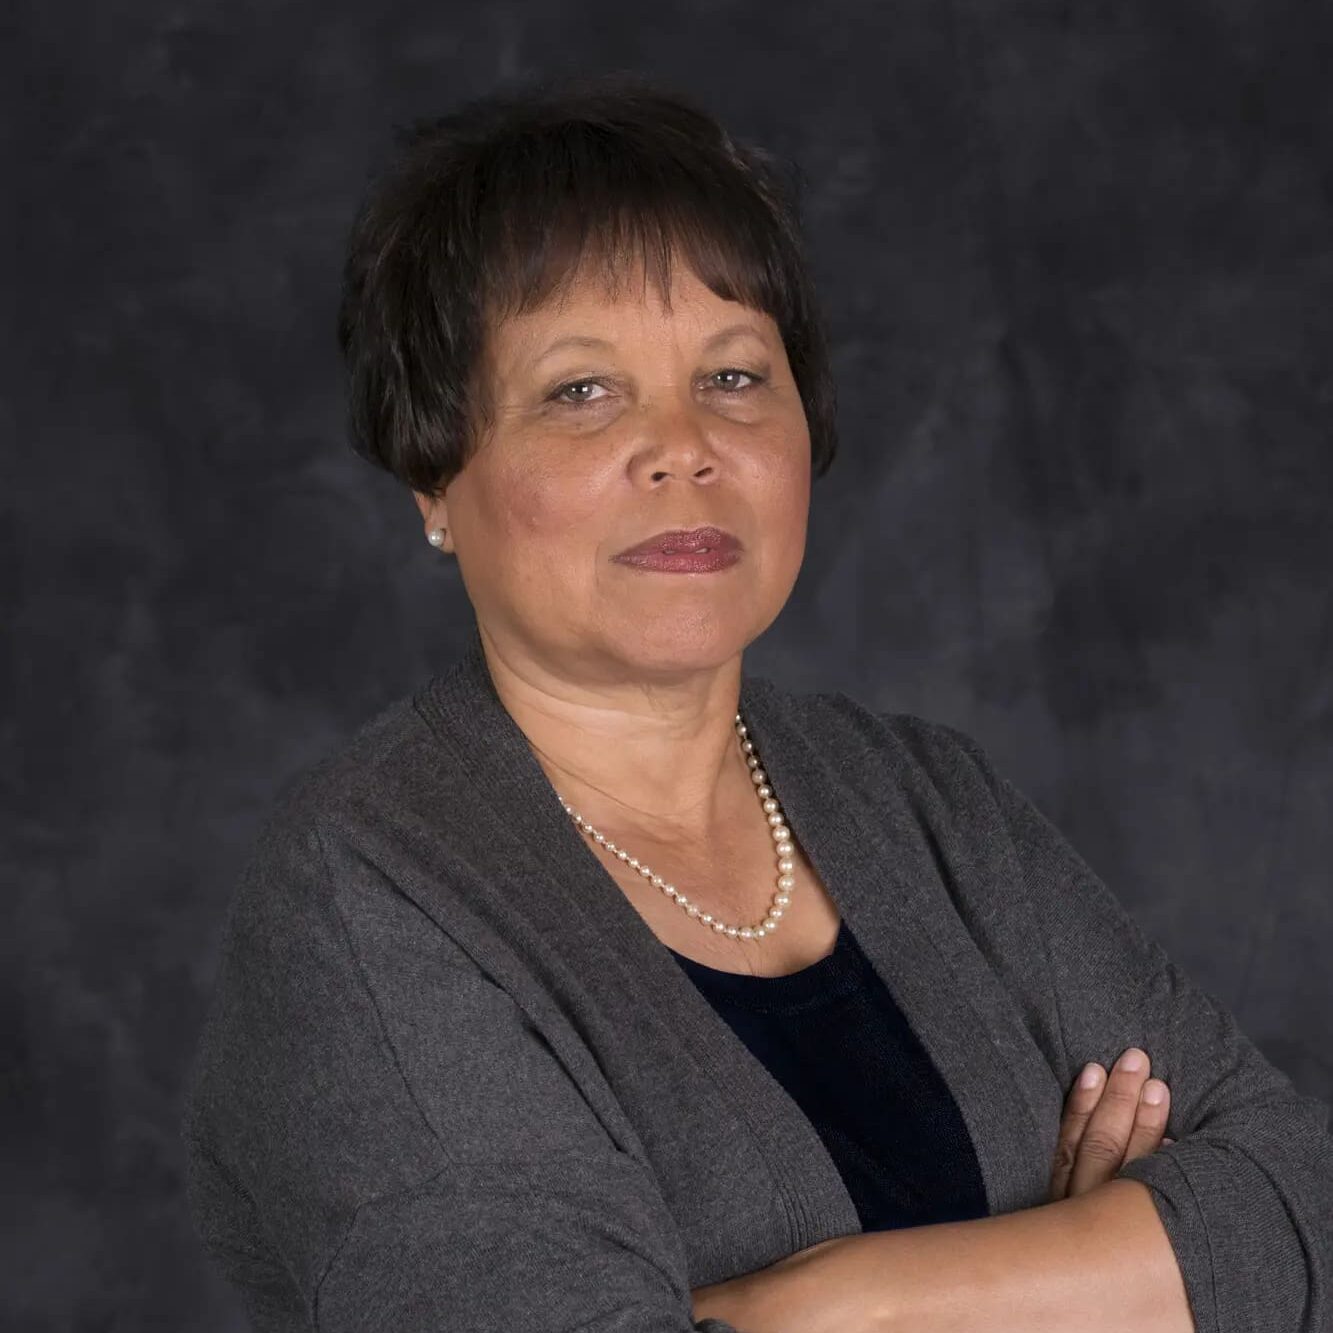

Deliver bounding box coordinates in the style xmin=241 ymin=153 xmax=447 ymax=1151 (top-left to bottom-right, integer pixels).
xmin=637 ymin=399 xmax=719 ymax=483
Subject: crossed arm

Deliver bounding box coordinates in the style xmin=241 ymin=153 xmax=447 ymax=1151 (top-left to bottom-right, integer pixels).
xmin=693 ymin=1177 xmax=1192 ymax=1332
xmin=700 ymin=716 xmax=1333 ymax=1333
xmin=693 ymin=1033 xmax=1197 ymax=1333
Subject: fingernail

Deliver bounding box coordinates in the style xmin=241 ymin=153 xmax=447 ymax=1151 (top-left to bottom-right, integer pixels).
xmin=1118 ymin=1049 xmax=1145 ymax=1073
xmin=1142 ymin=1081 xmax=1166 ymax=1105
xmin=1079 ymin=1063 xmax=1102 ymax=1089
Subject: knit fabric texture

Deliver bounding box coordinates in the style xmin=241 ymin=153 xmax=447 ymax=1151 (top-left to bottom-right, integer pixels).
xmin=182 ymin=623 xmax=1333 ymax=1331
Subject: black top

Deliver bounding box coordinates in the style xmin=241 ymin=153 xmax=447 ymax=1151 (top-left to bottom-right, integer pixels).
xmin=667 ymin=917 xmax=989 ymax=1233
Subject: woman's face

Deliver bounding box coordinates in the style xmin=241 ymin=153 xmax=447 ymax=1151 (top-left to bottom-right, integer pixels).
xmin=416 ymin=257 xmax=812 ymax=685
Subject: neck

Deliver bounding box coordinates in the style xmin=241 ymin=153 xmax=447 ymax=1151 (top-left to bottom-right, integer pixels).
xmin=476 ymin=623 xmax=751 ymax=845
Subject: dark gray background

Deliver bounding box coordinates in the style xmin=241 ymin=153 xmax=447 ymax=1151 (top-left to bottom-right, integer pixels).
xmin=8 ymin=1 xmax=1331 ymax=1328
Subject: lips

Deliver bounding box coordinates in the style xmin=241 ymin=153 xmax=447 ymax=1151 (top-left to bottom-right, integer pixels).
xmin=613 ymin=526 xmax=742 ymax=560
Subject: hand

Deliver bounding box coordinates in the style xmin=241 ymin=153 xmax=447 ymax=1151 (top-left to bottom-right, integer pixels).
xmin=1049 ymin=1046 xmax=1174 ymax=1202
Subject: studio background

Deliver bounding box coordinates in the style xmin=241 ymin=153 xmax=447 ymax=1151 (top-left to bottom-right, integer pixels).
xmin=8 ymin=1 xmax=1331 ymax=1328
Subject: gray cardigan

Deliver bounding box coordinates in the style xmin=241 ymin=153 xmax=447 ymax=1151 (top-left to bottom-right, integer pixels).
xmin=182 ymin=625 xmax=1333 ymax=1332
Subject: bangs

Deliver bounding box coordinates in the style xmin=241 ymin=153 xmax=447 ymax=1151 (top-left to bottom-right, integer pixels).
xmin=465 ymin=120 xmax=802 ymax=330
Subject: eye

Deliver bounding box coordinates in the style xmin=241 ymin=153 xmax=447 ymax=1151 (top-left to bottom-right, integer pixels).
xmin=549 ymin=378 xmax=611 ymax=406
xmin=709 ymin=368 xmax=765 ymax=392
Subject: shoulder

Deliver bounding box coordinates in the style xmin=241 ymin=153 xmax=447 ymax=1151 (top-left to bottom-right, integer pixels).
xmin=222 ymin=682 xmax=455 ymax=942
xmin=763 ymin=678 xmax=1002 ymax=802
xmin=186 ymin=684 xmax=477 ymax=1141
xmin=263 ymin=687 xmax=440 ymax=837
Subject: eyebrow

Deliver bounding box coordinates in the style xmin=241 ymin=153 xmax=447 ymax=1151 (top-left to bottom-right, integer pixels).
xmin=531 ymin=321 xmax=768 ymax=367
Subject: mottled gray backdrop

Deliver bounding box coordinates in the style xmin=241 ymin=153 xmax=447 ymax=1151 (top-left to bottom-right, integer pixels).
xmin=8 ymin=1 xmax=1331 ymax=1328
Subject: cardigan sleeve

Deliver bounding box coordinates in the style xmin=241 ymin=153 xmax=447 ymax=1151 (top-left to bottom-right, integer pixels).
xmin=181 ymin=812 xmax=738 ymax=1333
xmin=926 ymin=719 xmax=1333 ymax=1333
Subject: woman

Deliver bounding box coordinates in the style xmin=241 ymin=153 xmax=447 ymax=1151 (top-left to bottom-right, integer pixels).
xmin=182 ymin=75 xmax=1332 ymax=1332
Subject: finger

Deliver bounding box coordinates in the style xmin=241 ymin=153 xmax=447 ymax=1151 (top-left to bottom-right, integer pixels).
xmin=1068 ymin=1046 xmax=1152 ymax=1196
xmin=1122 ymin=1079 xmax=1171 ymax=1163
xmin=1048 ymin=1061 xmax=1106 ymax=1203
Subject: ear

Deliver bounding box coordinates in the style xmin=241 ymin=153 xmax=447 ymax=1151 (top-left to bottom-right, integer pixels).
xmin=412 ymin=490 xmax=454 ymax=553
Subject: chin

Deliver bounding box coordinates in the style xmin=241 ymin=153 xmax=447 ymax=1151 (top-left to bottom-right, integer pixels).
xmin=609 ymin=624 xmax=750 ymax=674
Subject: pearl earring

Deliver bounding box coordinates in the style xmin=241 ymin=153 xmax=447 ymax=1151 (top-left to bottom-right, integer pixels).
xmin=427 ymin=528 xmax=445 ymax=547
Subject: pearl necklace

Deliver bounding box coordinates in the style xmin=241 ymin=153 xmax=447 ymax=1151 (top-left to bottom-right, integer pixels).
xmin=556 ymin=712 xmax=797 ymax=940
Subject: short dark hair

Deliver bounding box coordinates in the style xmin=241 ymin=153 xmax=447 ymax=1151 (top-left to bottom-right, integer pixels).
xmin=336 ymin=73 xmax=838 ymax=499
